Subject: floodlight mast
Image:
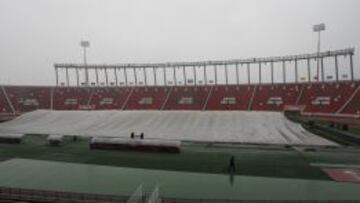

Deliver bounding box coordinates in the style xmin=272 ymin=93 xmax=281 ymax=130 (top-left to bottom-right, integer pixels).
xmin=80 ymin=40 xmax=90 ymax=86
xmin=313 ymin=23 xmax=326 ymax=81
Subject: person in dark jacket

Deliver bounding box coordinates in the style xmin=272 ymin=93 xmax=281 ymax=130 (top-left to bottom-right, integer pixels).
xmin=228 ymin=155 xmax=236 ymax=173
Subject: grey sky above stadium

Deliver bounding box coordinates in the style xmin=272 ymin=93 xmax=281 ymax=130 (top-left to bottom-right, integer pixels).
xmin=0 ymin=0 xmax=359 ymax=85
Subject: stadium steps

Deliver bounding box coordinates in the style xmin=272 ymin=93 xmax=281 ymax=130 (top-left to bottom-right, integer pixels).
xmin=86 ymin=87 xmax=96 ymax=106
xmin=202 ymin=86 xmax=213 ymax=111
xmin=247 ymin=85 xmax=257 ymax=111
xmin=121 ymin=87 xmax=135 ymax=110
xmin=0 ymin=86 xmax=15 ymax=114
xmin=337 ymin=84 xmax=360 ymax=114
xmin=295 ymin=84 xmax=305 ymax=105
xmin=161 ymin=86 xmax=173 ymax=110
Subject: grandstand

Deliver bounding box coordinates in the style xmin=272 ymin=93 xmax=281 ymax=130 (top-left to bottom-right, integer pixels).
xmin=1 ymin=82 xmax=359 ymax=114
xmin=0 ymin=48 xmax=360 ymax=202
xmin=0 ymin=49 xmax=359 ymax=119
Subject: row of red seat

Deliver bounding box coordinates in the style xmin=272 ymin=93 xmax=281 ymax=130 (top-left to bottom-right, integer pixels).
xmin=0 ymin=81 xmax=359 ymax=114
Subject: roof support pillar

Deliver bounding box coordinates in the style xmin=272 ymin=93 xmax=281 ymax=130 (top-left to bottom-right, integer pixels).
xmin=204 ymin=65 xmax=207 ymax=85
xmin=143 ymin=67 xmax=147 ymax=86
xmin=247 ymin=63 xmax=250 ymax=85
xmin=225 ymin=64 xmax=228 ymax=85
xmin=114 ymin=68 xmax=118 ymax=86
xmin=236 ymin=64 xmax=239 ymax=85
xmin=307 ymin=59 xmax=311 ymax=83
xmin=95 ymin=68 xmax=99 ymax=86
xmin=283 ymin=61 xmax=286 ymax=83
xmin=173 ymin=67 xmax=177 ymax=86
xmin=124 ymin=68 xmax=128 ymax=86
xmin=295 ymin=60 xmax=298 ymax=83
xmin=55 ymin=68 xmax=59 ymax=86
xmin=153 ymin=67 xmax=157 ymax=86
xmin=270 ymin=62 xmax=274 ymax=85
xmin=214 ymin=65 xmax=218 ymax=85
xmin=183 ymin=66 xmax=186 ymax=86
xmin=321 ymin=57 xmax=324 ymax=82
xmin=66 ymin=67 xmax=69 ymax=86
xmin=350 ymin=54 xmax=354 ymax=81
xmin=76 ymin=68 xmax=80 ymax=86
xmin=193 ymin=66 xmax=196 ymax=86
xmin=335 ymin=56 xmax=339 ymax=82
xmin=163 ymin=66 xmax=166 ymax=86
xmin=104 ymin=68 xmax=109 ymax=86
xmin=258 ymin=63 xmax=262 ymax=84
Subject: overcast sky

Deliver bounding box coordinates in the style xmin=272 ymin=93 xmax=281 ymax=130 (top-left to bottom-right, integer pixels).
xmin=0 ymin=0 xmax=359 ymax=85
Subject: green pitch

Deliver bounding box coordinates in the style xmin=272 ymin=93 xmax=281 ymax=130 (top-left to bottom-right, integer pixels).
xmin=0 ymin=158 xmax=359 ymax=200
xmin=0 ymin=134 xmax=360 ymax=180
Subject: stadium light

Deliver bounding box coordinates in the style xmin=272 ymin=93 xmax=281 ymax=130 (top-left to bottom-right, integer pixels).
xmin=313 ymin=23 xmax=326 ymax=81
xmin=313 ymin=23 xmax=325 ymax=32
xmin=80 ymin=40 xmax=90 ymax=86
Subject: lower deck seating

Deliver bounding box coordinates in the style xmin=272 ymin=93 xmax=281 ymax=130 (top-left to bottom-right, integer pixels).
xmin=163 ymin=86 xmax=209 ymax=110
xmin=88 ymin=87 xmax=131 ymax=110
xmin=0 ymin=81 xmax=359 ymax=114
xmin=251 ymin=84 xmax=300 ymax=111
xmin=340 ymin=85 xmax=360 ymax=114
xmin=298 ymin=82 xmax=358 ymax=113
xmin=53 ymin=87 xmax=91 ymax=110
xmin=4 ymin=86 xmax=51 ymax=113
xmin=206 ymin=86 xmax=254 ymax=110
xmin=0 ymin=88 xmax=12 ymax=114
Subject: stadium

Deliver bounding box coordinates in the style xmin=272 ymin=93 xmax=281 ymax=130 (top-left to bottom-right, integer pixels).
xmin=1 ymin=1 xmax=360 ymax=202
xmin=0 ymin=47 xmax=360 ymax=202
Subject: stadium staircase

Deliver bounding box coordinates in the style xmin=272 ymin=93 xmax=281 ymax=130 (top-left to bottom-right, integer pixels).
xmin=0 ymin=86 xmax=15 ymax=114
xmin=338 ymin=84 xmax=360 ymax=114
xmin=160 ymin=86 xmax=173 ymax=110
xmin=295 ymin=84 xmax=305 ymax=105
xmin=247 ymin=85 xmax=257 ymax=111
xmin=202 ymin=86 xmax=213 ymax=110
xmin=121 ymin=87 xmax=134 ymax=110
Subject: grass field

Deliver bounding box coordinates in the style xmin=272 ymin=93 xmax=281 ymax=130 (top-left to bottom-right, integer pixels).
xmin=1 ymin=134 xmax=360 ymax=180
xmin=350 ymin=127 xmax=360 ymax=136
xmin=1 ymin=158 xmax=360 ymax=200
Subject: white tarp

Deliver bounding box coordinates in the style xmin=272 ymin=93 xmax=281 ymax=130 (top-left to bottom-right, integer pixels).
xmin=0 ymin=110 xmax=337 ymax=146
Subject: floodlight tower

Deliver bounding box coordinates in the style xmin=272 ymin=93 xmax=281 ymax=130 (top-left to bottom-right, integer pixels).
xmin=313 ymin=23 xmax=326 ymax=81
xmin=80 ymin=40 xmax=90 ymax=86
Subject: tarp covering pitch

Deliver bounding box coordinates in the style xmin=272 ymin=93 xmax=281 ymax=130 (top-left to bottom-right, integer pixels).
xmin=0 ymin=110 xmax=337 ymax=146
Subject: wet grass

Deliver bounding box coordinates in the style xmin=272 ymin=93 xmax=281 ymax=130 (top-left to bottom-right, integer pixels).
xmin=0 ymin=134 xmax=359 ymax=180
